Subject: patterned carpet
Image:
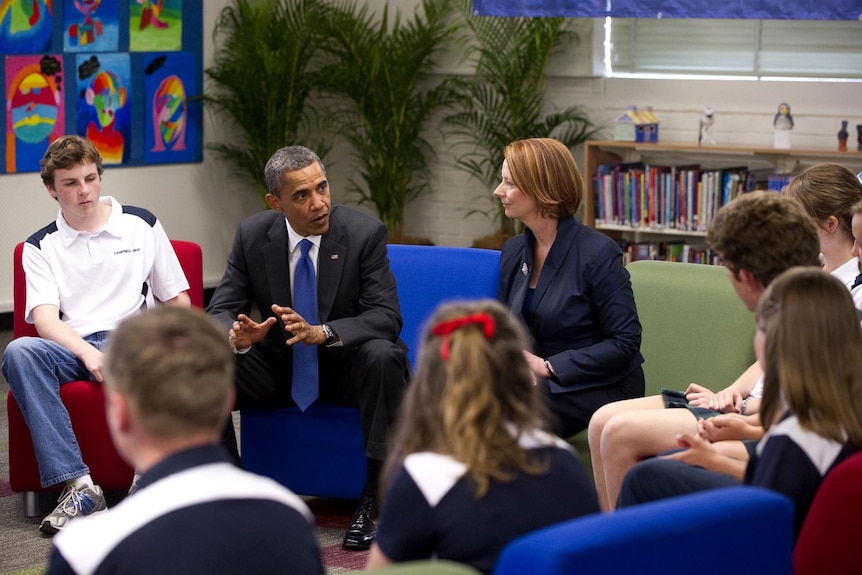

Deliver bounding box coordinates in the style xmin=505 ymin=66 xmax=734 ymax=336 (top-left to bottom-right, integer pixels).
xmin=0 ymin=369 xmax=367 ymax=574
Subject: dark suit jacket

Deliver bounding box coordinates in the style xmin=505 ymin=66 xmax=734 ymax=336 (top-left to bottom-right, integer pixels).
xmin=498 ymin=216 xmax=643 ymax=394
xmin=207 ymin=204 xmax=403 ymax=363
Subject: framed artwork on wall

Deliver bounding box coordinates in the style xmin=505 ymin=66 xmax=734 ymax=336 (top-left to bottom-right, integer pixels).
xmin=143 ymin=51 xmax=197 ymax=164
xmin=0 ymin=0 xmax=54 ymax=54
xmin=4 ymin=53 xmax=65 ymax=174
xmin=0 ymin=0 xmax=202 ymax=173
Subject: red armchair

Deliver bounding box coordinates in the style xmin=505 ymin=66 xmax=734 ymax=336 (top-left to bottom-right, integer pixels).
xmin=6 ymin=240 xmax=203 ymax=516
xmin=794 ymin=451 xmax=862 ymax=574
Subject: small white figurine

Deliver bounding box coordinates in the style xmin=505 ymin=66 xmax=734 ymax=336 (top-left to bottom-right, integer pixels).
xmin=773 ymin=102 xmax=794 ymax=131
xmin=698 ymin=106 xmax=716 ymax=145
xmin=773 ymin=102 xmax=793 ymax=148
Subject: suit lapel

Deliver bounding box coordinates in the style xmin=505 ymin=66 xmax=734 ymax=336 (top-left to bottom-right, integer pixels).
xmin=318 ymin=210 xmax=346 ymax=322
xmin=530 ymin=217 xmax=577 ymax=313
xmin=264 ymin=216 xmax=292 ymax=312
xmin=510 ymin=239 xmax=533 ymax=320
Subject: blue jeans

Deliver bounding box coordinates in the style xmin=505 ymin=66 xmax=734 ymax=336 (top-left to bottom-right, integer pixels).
xmin=2 ymin=332 xmax=109 ymax=487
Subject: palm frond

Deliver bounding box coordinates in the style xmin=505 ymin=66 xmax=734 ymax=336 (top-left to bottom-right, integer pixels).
xmin=444 ymin=1 xmax=598 ymax=233
xmin=204 ymin=0 xmax=329 ymax=201
xmin=317 ymin=0 xmax=458 ymax=235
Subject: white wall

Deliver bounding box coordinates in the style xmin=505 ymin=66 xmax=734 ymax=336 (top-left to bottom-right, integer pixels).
xmin=1 ymin=2 xmax=861 ymax=311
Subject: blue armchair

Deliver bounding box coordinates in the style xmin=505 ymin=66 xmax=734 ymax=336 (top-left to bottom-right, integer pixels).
xmin=493 ymin=486 xmax=793 ymax=575
xmin=240 ymin=245 xmax=501 ymax=498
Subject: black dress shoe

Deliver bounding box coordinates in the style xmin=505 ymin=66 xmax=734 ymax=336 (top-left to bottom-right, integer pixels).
xmin=342 ymin=495 xmax=378 ymax=551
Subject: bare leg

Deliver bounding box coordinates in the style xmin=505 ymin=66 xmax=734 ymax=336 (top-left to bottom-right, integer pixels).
xmin=599 ymin=408 xmax=699 ymax=511
xmin=588 ymin=395 xmax=665 ymax=511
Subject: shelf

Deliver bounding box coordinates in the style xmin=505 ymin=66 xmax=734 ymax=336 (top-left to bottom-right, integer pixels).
xmin=596 ymin=224 xmax=707 ymax=238
xmin=582 ymin=139 xmax=862 ymax=230
xmin=584 ymin=140 xmax=862 ymax=160
xmin=582 ymin=139 xmax=862 ymax=265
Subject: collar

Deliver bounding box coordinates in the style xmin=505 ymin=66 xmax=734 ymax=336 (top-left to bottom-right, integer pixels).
xmin=55 ymin=196 xmax=122 ymax=247
xmin=831 ymin=256 xmax=860 ymax=290
xmin=134 ymin=444 xmax=233 ymax=493
xmin=284 ymin=219 xmax=321 ymax=254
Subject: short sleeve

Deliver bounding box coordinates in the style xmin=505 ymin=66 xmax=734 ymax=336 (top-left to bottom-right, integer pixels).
xmin=148 ymin=220 xmax=190 ymax=302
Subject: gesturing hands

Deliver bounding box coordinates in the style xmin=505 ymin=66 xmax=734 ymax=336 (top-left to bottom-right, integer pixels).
xmin=229 ymin=304 xmax=327 ymax=351
xmin=272 ymin=304 xmax=325 ymax=347
xmin=229 ymin=314 xmax=277 ymax=351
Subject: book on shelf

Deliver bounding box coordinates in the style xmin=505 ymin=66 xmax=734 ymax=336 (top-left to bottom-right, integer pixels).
xmin=594 ymin=161 xmax=759 ymax=233
xmin=767 ymin=173 xmax=794 ymax=192
xmin=622 ymin=240 xmax=718 ymax=265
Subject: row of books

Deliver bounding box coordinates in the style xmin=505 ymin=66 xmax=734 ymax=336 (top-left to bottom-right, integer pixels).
xmin=624 ymin=241 xmax=719 ymax=265
xmin=594 ymin=162 xmax=790 ymax=232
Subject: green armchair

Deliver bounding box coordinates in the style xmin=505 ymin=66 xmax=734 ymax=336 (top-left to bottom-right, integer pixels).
xmin=570 ymin=260 xmax=757 ymax=474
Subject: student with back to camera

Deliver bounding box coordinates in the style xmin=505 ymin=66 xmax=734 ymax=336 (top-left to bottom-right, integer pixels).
xmin=367 ymin=299 xmax=599 ymax=574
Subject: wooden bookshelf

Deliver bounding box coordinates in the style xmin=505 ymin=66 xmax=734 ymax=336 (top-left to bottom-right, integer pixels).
xmin=581 ymin=140 xmax=862 ymax=264
xmin=582 ymin=139 xmax=862 ymax=230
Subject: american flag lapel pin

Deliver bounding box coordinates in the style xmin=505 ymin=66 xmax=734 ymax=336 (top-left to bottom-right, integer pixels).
xmin=331 ymin=254 xmax=339 ymax=260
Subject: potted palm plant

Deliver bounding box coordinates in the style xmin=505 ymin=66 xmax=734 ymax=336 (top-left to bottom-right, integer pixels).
xmin=205 ymin=0 xmax=329 ymax=202
xmin=445 ymin=3 xmax=599 ymax=248
xmin=317 ymin=0 xmax=459 ymax=243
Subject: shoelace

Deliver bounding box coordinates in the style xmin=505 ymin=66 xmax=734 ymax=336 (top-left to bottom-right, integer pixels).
xmin=59 ymin=486 xmax=96 ymax=517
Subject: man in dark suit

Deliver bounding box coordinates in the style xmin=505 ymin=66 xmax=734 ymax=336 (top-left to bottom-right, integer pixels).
xmin=207 ymin=145 xmax=410 ymax=551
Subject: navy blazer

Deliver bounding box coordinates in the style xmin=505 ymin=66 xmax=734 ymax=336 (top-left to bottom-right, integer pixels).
xmin=498 ymin=217 xmax=643 ymax=394
xmin=207 ymin=204 xmax=403 ymax=358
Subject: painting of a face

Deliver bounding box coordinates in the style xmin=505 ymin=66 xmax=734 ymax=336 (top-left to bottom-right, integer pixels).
xmin=153 ymin=75 xmax=186 ymax=150
xmin=88 ymin=70 xmax=124 ymax=128
xmin=10 ymin=71 xmax=58 ymax=143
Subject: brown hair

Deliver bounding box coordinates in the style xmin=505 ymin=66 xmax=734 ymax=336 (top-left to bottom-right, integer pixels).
xmin=757 ymin=267 xmax=862 ymax=447
xmin=104 ymin=307 xmax=234 ymax=439
xmin=39 ymin=135 xmax=104 ymax=186
xmin=707 ymin=191 xmax=820 ymax=287
xmin=503 ymin=138 xmax=583 ymax=219
xmin=783 ymin=162 xmax=862 ymax=243
xmin=385 ymin=299 xmax=550 ymax=498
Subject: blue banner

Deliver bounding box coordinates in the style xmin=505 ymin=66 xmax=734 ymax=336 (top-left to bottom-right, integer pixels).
xmin=471 ymin=0 xmax=862 ymax=20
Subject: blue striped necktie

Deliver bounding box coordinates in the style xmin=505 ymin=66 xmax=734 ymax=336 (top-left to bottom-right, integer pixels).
xmin=291 ymin=239 xmax=319 ymax=411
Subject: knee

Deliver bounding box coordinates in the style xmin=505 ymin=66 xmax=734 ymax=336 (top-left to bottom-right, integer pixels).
xmin=4 ymin=336 xmax=38 ymax=356
xmin=2 ymin=337 xmax=42 ymax=368
xmin=357 ymin=339 xmax=407 ymax=371
xmin=588 ymin=402 xmax=616 ymax=442
xmin=599 ymin=413 xmax=637 ymax=456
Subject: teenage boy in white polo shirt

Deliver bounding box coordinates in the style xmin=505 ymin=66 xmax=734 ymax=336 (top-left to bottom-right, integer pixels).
xmin=1 ymin=135 xmax=190 ymax=534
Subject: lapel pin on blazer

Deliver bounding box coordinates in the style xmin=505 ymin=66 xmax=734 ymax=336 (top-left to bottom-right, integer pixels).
xmin=331 ymin=254 xmax=339 ymax=260
xmin=521 ymin=262 xmax=529 ymax=276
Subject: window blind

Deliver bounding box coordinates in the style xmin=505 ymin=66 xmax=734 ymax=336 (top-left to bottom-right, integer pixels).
xmin=609 ymin=18 xmax=862 ymax=78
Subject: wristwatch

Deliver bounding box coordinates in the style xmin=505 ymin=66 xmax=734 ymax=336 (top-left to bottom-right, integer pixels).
xmin=322 ymin=323 xmax=337 ymax=346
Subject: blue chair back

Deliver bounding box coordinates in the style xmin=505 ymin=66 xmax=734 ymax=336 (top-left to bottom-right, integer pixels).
xmin=493 ymin=486 xmax=794 ymax=575
xmin=387 ymin=245 xmax=500 ymax=367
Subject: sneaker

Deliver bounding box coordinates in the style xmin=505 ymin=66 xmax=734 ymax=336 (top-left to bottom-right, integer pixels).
xmin=39 ymin=484 xmax=107 ymax=535
xmin=128 ymin=473 xmax=141 ymax=496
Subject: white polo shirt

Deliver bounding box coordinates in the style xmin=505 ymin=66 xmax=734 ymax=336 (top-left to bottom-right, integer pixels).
xmin=23 ymin=196 xmax=189 ymax=337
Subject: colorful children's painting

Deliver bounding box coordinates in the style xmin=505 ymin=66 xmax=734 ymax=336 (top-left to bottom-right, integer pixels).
xmin=76 ymin=53 xmax=130 ymax=164
xmin=64 ymin=0 xmax=119 ymax=52
xmin=130 ymin=0 xmax=182 ymax=52
xmin=0 ymin=0 xmax=53 ymax=53
xmin=5 ymin=54 xmax=65 ymax=173
xmin=144 ymin=51 xmax=197 ymax=163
